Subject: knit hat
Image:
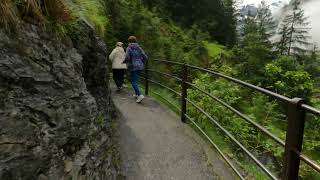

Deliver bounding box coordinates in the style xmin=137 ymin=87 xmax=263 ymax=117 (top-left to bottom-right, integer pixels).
xmin=116 ymin=42 xmax=123 ymax=47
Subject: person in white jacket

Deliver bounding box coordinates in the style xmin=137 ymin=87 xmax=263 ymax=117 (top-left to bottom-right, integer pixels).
xmin=109 ymin=42 xmax=127 ymax=90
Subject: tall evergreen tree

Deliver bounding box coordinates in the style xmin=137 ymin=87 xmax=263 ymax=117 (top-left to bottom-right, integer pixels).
xmin=242 ymin=16 xmax=258 ymax=36
xmin=255 ymin=1 xmax=276 ymax=45
xmin=277 ymin=0 xmax=311 ymax=56
xmin=277 ymin=25 xmax=290 ymax=54
xmin=223 ymin=0 xmax=237 ymax=46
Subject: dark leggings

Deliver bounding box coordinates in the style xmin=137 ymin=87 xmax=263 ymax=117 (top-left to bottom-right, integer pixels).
xmin=113 ymin=69 xmax=125 ymax=88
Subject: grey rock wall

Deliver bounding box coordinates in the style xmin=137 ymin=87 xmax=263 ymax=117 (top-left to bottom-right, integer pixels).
xmin=0 ymin=21 xmax=121 ymax=180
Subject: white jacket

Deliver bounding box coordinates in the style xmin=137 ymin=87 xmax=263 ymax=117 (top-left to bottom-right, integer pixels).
xmin=109 ymin=47 xmax=127 ymax=69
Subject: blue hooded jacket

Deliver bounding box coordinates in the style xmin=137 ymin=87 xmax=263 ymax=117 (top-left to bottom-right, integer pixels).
xmin=124 ymin=43 xmax=148 ymax=71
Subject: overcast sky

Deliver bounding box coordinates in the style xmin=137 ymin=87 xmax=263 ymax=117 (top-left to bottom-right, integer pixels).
xmin=240 ymin=0 xmax=290 ymax=5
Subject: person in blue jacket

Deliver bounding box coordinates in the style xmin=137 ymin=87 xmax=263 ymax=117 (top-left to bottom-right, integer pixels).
xmin=123 ymin=36 xmax=148 ymax=103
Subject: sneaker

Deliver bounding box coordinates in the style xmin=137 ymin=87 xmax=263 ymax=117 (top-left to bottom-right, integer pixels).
xmin=136 ymin=95 xmax=145 ymax=103
xmin=133 ymin=94 xmax=138 ymax=98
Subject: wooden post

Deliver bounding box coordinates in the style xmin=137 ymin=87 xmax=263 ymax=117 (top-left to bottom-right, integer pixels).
xmin=282 ymin=98 xmax=306 ymax=180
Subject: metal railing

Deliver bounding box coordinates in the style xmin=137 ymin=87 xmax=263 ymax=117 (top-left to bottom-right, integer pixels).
xmin=143 ymin=60 xmax=320 ymax=180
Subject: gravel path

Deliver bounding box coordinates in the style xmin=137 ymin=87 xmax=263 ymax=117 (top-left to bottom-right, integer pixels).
xmin=112 ymin=87 xmax=235 ymax=180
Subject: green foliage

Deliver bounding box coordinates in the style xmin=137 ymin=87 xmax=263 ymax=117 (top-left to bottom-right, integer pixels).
xmin=187 ymin=73 xmax=285 ymax=177
xmin=242 ymin=17 xmax=259 ymax=36
xmin=102 ymin=0 xmax=211 ymax=71
xmin=265 ymin=56 xmax=314 ymax=98
xmin=230 ymin=33 xmax=274 ymax=83
xmin=67 ymin=0 xmax=109 ymax=36
xmin=96 ymin=113 xmax=105 ymax=127
xmin=203 ymin=41 xmax=229 ymax=58
xmin=142 ymin=0 xmax=237 ymax=46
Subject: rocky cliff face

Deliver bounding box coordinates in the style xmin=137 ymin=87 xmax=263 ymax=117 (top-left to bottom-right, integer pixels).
xmin=0 ymin=21 xmax=121 ymax=179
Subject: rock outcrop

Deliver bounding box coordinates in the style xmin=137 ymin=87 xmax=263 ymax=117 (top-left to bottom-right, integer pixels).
xmin=0 ymin=21 xmax=121 ymax=179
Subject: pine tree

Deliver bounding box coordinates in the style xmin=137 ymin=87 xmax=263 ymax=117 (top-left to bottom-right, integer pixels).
xmin=277 ymin=0 xmax=311 ymax=56
xmin=277 ymin=25 xmax=290 ymax=54
xmin=242 ymin=16 xmax=258 ymax=36
xmin=223 ymin=0 xmax=237 ymax=46
xmin=255 ymin=1 xmax=276 ymax=44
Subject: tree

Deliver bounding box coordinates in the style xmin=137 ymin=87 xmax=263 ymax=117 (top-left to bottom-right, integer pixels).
xmin=242 ymin=16 xmax=258 ymax=36
xmin=142 ymin=0 xmax=237 ymax=46
xmin=300 ymin=44 xmax=320 ymax=79
xmin=223 ymin=0 xmax=237 ymax=46
xmin=277 ymin=0 xmax=311 ymax=56
xmin=231 ymin=12 xmax=276 ymax=83
xmin=239 ymin=1 xmax=275 ymax=47
xmin=255 ymin=1 xmax=276 ymax=45
xmin=277 ymin=25 xmax=290 ymax=55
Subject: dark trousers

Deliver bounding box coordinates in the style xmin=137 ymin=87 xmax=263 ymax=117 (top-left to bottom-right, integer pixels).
xmin=130 ymin=70 xmax=142 ymax=96
xmin=113 ymin=69 xmax=125 ymax=88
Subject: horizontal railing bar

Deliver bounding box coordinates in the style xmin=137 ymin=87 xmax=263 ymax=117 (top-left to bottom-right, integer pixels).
xmin=186 ymin=82 xmax=286 ymax=147
xmin=185 ymin=114 xmax=245 ymax=180
xmin=148 ymin=79 xmax=182 ymax=97
xmin=185 ymin=64 xmax=292 ymax=103
xmin=149 ymin=69 xmax=182 ymax=81
xmin=153 ymin=59 xmax=185 ymax=65
xmin=295 ymin=150 xmax=320 ymax=173
xmin=301 ymin=104 xmax=320 ymax=116
xmin=186 ymin=98 xmax=278 ymax=180
xmin=148 ymin=89 xmax=181 ymax=112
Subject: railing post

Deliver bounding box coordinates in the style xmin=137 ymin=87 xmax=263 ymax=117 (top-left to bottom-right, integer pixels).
xmin=181 ymin=64 xmax=188 ymax=123
xmin=282 ymin=98 xmax=306 ymax=180
xmin=145 ymin=60 xmax=149 ymax=95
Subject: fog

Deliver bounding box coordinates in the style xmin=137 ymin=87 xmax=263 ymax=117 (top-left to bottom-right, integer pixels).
xmin=240 ymin=0 xmax=320 ymax=45
xmin=302 ymin=0 xmax=320 ymax=45
xmin=275 ymin=0 xmax=320 ymax=45
xmin=240 ymin=0 xmax=290 ymax=6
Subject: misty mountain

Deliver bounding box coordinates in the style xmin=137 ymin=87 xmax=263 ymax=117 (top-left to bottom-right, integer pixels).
xmin=239 ymin=4 xmax=258 ymax=17
xmin=239 ymin=0 xmax=320 ymax=45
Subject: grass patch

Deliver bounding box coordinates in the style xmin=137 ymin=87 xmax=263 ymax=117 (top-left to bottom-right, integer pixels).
xmin=0 ymin=0 xmax=18 ymax=29
xmin=1 ymin=0 xmax=72 ymax=29
xmin=66 ymin=0 xmax=108 ymax=36
xmin=17 ymin=0 xmax=45 ymax=23
xmin=44 ymin=0 xmax=71 ymax=22
xmin=203 ymin=41 xmax=229 ymax=58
